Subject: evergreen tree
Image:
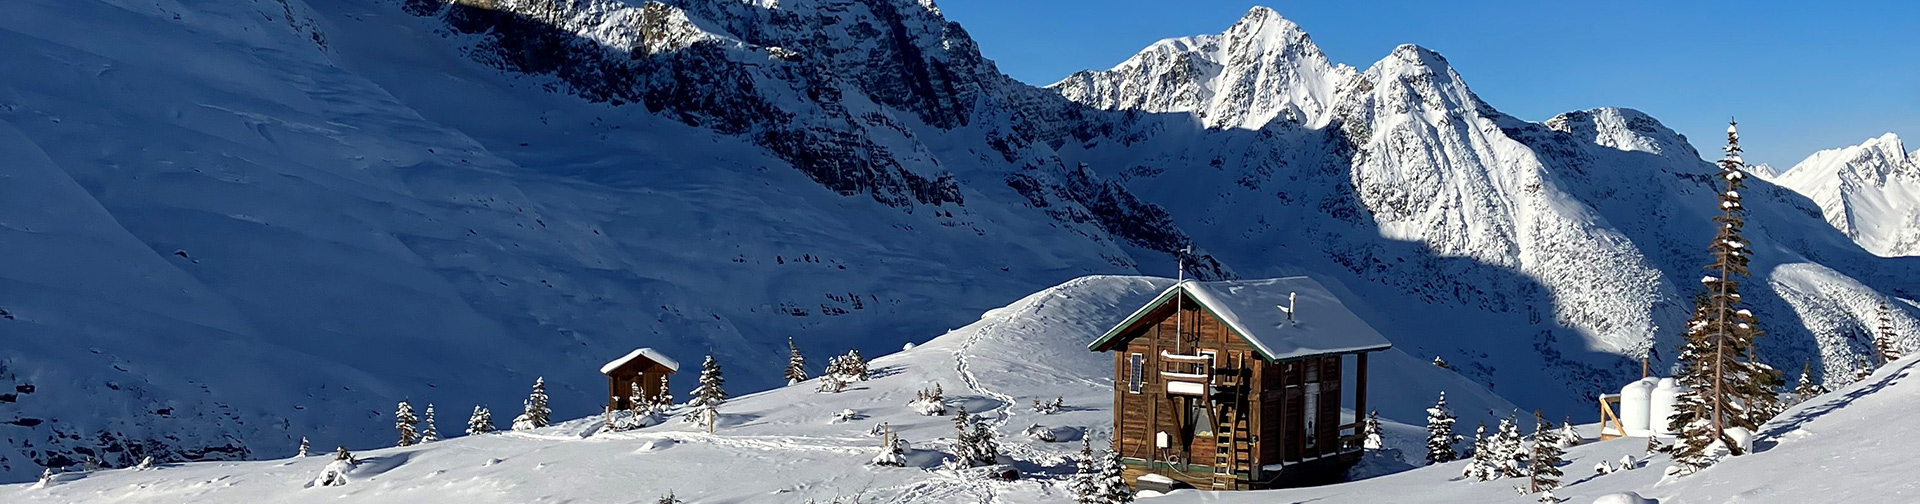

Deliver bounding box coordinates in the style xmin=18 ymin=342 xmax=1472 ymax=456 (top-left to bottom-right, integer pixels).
xmin=1791 ymin=360 xmax=1830 ymax=403
xmin=297 ymin=437 xmax=310 ymax=458
xmin=1669 ymin=119 xmax=1780 ymax=474
xmin=1424 ymin=392 xmax=1460 ymax=464
xmin=468 ymin=405 xmax=495 ymax=435
xmin=1528 ymin=411 xmax=1564 ymax=494
xmin=1557 ymin=417 xmax=1579 ymax=447
xmin=395 ymin=401 xmax=419 ymax=446
xmin=1095 ymin=444 xmax=1136 ymax=504
xmin=629 ymin=382 xmax=648 ymax=413
xmin=1463 ymin=423 xmax=1491 ymax=480
xmin=971 ymin=419 xmax=1000 ymax=466
xmin=841 ymin=349 xmax=869 ymax=381
xmin=1362 ymin=410 xmax=1384 ymax=450
xmin=1070 ymin=438 xmax=1100 ymax=504
xmin=950 ymin=405 xmax=982 ymax=467
xmin=514 ymin=377 xmax=551 ymax=431
xmin=785 ymin=337 xmax=809 ymax=385
xmin=683 ymin=354 xmax=727 ymax=432
xmin=420 ymin=404 xmax=440 ymax=443
xmin=1496 ymin=413 xmax=1527 ymax=478
xmin=1876 ymin=302 xmax=1903 ymax=365
xmin=656 ymin=491 xmax=682 ymax=504
xmin=334 ymin=446 xmax=354 ymax=462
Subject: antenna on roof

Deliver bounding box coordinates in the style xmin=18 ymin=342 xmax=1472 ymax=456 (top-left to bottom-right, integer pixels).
xmin=1277 ymin=292 xmax=1296 ymax=325
xmin=1177 ymin=245 xmax=1191 ymax=282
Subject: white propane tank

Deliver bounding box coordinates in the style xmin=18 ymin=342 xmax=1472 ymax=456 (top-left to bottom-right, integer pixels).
xmin=1650 ymin=378 xmax=1685 ymax=436
xmin=1619 ymin=377 xmax=1657 ymax=436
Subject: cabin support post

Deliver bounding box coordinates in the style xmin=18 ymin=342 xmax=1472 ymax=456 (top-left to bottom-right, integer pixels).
xmin=1354 ymin=352 xmax=1369 ymax=422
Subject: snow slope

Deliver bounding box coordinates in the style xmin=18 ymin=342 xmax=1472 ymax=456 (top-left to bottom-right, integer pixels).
xmin=1773 ymin=133 xmax=1920 ymax=257
xmin=8 ymin=274 xmax=1918 ymax=503
xmin=0 ymin=275 xmax=1514 ymax=503
xmin=1 ymin=0 xmax=1918 ymax=482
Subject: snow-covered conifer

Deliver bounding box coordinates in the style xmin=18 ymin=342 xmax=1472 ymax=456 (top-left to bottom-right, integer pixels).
xmin=1362 ymin=410 xmax=1384 ymax=450
xmin=785 ymin=337 xmax=808 ymax=385
xmin=908 ymin=384 xmax=947 ymax=415
xmin=1668 ymin=119 xmax=1782 ymax=475
xmin=334 ymin=445 xmax=354 ymax=462
xmin=468 ymin=406 xmax=495 ymax=435
xmin=1528 ymin=412 xmax=1564 ymax=494
xmin=134 ymin=456 xmax=154 ymax=470
xmin=656 ymin=491 xmax=682 ymax=504
xmin=1557 ymin=417 xmax=1579 ymax=447
xmin=1425 ymin=392 xmax=1460 ymax=464
xmin=34 ymin=467 xmax=54 ymax=488
xmin=395 ymin=401 xmax=419 ymax=446
xmin=870 ymin=425 xmax=906 ymax=467
xmin=817 ymin=373 xmax=846 ymax=393
xmin=513 ymin=377 xmax=550 ymax=431
xmin=420 ymin=404 xmax=440 ymax=443
xmin=840 ymin=349 xmax=869 ymax=381
xmin=1095 ymin=444 xmax=1135 ymax=504
xmin=1876 ymin=302 xmax=1903 ymax=365
xmin=1070 ymin=438 xmax=1099 ymax=504
xmin=1463 ymin=423 xmax=1491 ymax=480
xmin=298 ymin=437 xmax=310 ymax=457
xmin=1432 ymin=356 xmax=1449 ymax=369
xmin=683 ymin=354 xmax=727 ymax=432
xmin=1492 ymin=413 xmax=1525 ymax=478
xmin=948 ymin=405 xmax=997 ymax=468
xmin=1791 ymin=360 xmax=1829 ymax=403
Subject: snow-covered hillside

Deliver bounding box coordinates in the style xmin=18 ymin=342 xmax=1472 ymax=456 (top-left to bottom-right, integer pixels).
xmin=1773 ymin=133 xmax=1920 ymax=257
xmin=1 ymin=275 xmax=1513 ymax=503
xmin=1 ymin=0 xmax=1917 ymax=483
xmin=8 ymin=275 xmax=1918 ymax=503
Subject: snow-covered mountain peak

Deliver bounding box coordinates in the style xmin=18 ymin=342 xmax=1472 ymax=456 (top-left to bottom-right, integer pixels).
xmin=1774 ymin=132 xmax=1920 ymax=256
xmin=1544 ymin=107 xmax=1701 ymax=159
xmin=1351 ymin=44 xmax=1486 ymax=117
xmin=1048 ymin=6 xmax=1352 ymax=129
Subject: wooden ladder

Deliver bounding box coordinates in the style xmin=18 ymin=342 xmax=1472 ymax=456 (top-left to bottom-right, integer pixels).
xmin=1211 ymin=352 xmax=1252 ymax=490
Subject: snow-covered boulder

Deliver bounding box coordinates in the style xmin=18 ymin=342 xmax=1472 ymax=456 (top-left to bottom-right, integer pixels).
xmin=1592 ymin=491 xmax=1656 ymax=504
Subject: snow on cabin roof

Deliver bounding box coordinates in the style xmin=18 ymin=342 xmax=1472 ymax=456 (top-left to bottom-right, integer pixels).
xmin=1089 ymin=277 xmax=1391 ymax=361
xmin=600 ymin=348 xmax=680 ymax=375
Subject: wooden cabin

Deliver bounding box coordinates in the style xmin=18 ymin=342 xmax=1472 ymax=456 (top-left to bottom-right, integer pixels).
xmin=1088 ymin=277 xmax=1391 ymax=491
xmin=599 ymin=348 xmax=680 ymax=411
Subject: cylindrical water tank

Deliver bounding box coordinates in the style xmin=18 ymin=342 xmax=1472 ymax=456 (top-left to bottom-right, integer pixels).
xmin=1650 ymin=378 xmax=1685 ymax=436
xmin=1619 ymin=377 xmax=1657 ymax=436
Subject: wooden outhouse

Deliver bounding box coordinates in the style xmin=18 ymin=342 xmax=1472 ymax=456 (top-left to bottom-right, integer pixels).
xmin=1088 ymin=277 xmax=1391 ymax=490
xmin=599 ymin=348 xmax=680 ymax=411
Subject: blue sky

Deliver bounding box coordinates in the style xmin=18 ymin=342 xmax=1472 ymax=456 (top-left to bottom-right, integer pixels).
xmin=937 ymin=0 xmax=1920 ymax=168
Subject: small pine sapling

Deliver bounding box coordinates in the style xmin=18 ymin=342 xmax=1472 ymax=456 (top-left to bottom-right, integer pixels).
xmin=1069 ymin=438 xmax=1099 ymax=504
xmin=785 ymin=337 xmax=809 ymax=386
xmin=468 ymin=406 xmax=495 ymax=435
xmin=1095 ymin=444 xmax=1136 ymax=504
xmin=395 ymin=401 xmax=419 ymax=446
xmin=1424 ymin=392 xmax=1460 ymax=464
xmin=298 ymin=437 xmax=310 ymax=458
xmin=1528 ymin=412 xmax=1564 ymax=495
xmin=513 ymin=377 xmax=551 ymax=431
xmin=419 ymin=404 xmax=440 ymax=443
xmin=682 ymin=355 xmax=727 ymax=432
xmin=1362 ymin=410 xmax=1384 ymax=450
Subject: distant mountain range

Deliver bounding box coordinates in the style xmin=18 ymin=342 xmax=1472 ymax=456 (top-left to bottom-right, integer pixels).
xmin=0 ymin=0 xmax=1911 ymax=481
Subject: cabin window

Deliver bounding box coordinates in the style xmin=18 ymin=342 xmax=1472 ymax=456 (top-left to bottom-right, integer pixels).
xmin=1193 ymin=350 xmax=1216 ymax=375
xmin=1128 ymin=353 xmax=1144 ymax=394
